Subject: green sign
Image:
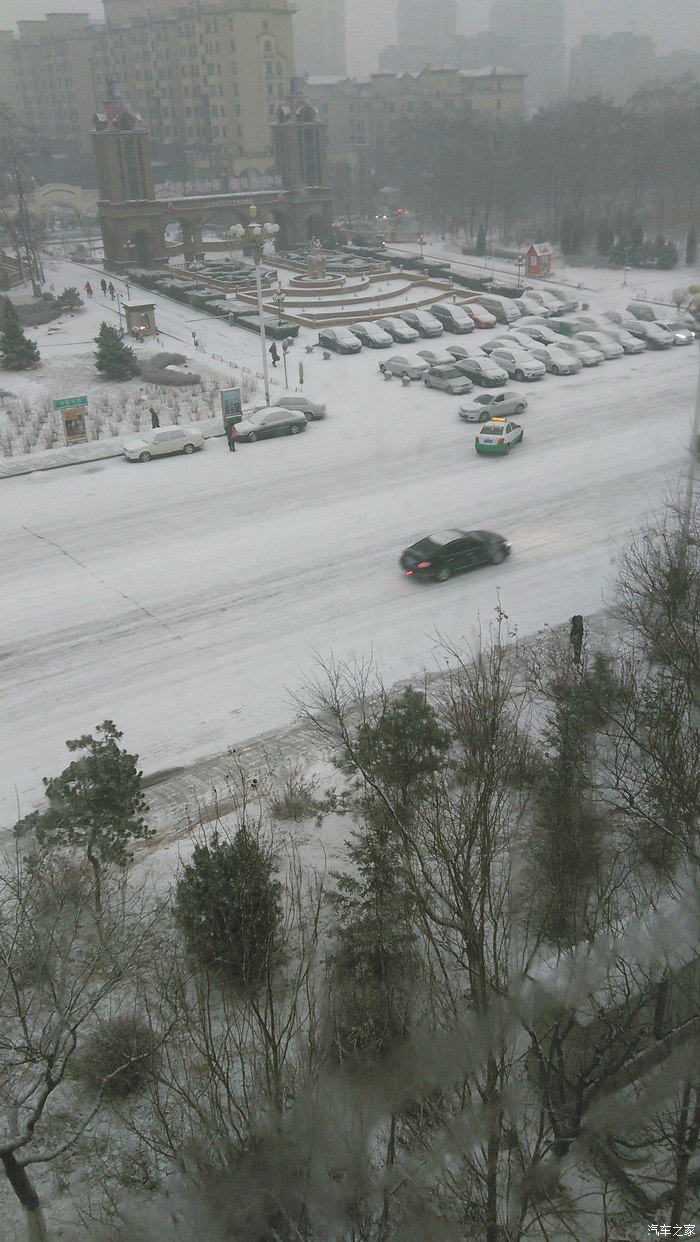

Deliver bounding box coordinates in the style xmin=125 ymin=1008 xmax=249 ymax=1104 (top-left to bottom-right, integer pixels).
xmin=54 ymin=395 xmax=88 ymax=409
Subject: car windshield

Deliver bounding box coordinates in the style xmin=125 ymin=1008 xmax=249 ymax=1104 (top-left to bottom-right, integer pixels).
xmin=436 ymin=366 xmax=461 ymax=377
xmin=474 ymin=395 xmax=492 ymax=405
xmin=481 ymin=423 xmax=505 ymax=436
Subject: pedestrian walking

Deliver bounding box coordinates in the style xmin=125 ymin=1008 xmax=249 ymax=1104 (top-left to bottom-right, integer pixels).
xmin=149 ymin=408 xmax=160 ymax=429
xmin=84 ymin=281 xmax=93 ymax=298
xmin=108 ymin=282 xmax=115 ymax=301
xmin=100 ymin=278 xmax=107 ymax=297
xmin=269 ymin=341 xmax=279 ymax=368
xmin=228 ymin=422 xmax=238 ymax=452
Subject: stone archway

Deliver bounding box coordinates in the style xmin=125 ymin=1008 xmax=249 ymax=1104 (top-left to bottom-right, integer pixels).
xmin=131 ymin=229 xmax=151 ymax=267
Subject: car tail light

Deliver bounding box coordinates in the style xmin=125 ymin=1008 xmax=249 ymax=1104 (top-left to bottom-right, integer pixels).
xmin=405 ymin=569 xmax=414 ymax=575
xmin=417 ymin=561 xmax=432 ymax=569
xmin=498 ymin=437 xmax=505 ymax=443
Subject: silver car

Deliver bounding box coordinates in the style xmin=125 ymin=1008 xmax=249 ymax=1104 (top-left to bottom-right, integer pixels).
xmin=399 ymin=309 xmax=444 ymax=337
xmin=272 ymin=394 xmax=326 ymax=420
xmin=554 ymin=338 xmax=604 ymax=366
xmin=423 ymin=364 xmax=474 ymax=394
xmin=379 ymin=354 xmax=430 ymax=380
xmin=417 ymin=347 xmax=456 ymax=367
xmin=590 ymin=325 xmax=645 ymax=354
xmin=458 ymin=390 xmax=528 ymax=422
xmin=482 ymin=332 xmax=538 ymax=355
xmin=575 ymin=331 xmax=624 ymax=360
xmin=122 ymin=425 xmax=205 ymax=463
xmin=525 ymin=344 xmax=582 ymax=375
xmin=489 ymin=348 xmax=546 ymax=381
xmin=349 ymin=321 xmax=394 ymax=348
xmin=661 ymin=320 xmax=696 ymax=345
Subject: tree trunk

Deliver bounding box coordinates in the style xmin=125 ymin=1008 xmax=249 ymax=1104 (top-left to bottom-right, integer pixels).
xmin=1 ymin=1152 xmax=48 ymax=1242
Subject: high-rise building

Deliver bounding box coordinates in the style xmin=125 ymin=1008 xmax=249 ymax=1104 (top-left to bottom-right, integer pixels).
xmin=489 ymin=0 xmax=566 ymax=108
xmin=397 ymin=0 xmax=457 ymax=45
xmin=293 ymin=0 xmax=346 ymax=75
xmin=570 ymin=32 xmax=656 ymax=103
xmin=0 ymin=1 xmax=296 ymax=183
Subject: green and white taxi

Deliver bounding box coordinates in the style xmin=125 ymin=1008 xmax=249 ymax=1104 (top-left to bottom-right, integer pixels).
xmin=474 ymin=417 xmax=524 ymax=456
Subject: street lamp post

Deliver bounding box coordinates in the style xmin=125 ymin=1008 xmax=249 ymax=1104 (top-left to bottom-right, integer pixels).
xmin=516 ymin=254 xmax=524 ymax=289
xmin=681 ymin=325 xmax=700 ymax=543
xmin=418 ymin=233 xmax=425 ymax=261
xmin=116 ymin=292 xmax=123 ymax=335
xmin=229 ymin=207 xmax=279 ymax=407
xmin=273 ymin=283 xmax=289 ymax=386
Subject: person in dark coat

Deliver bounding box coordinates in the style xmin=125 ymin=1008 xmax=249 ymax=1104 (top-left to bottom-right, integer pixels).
xmin=108 ymin=282 xmax=115 ymax=300
xmin=269 ymin=342 xmax=279 ymax=367
xmin=84 ymin=281 xmax=93 ymax=298
xmin=570 ymin=614 xmax=584 ymax=664
xmin=149 ymin=408 xmax=160 ymax=429
xmin=228 ymin=422 xmax=238 ymax=452
xmin=100 ymin=278 xmax=107 ymax=296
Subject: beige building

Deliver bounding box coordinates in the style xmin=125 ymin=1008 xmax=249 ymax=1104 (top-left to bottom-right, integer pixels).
xmin=305 ymin=66 xmax=525 ymax=209
xmin=0 ymin=1 xmax=296 ymax=182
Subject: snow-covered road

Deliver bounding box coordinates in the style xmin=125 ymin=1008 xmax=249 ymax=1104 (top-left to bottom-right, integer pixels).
xmin=1 ymin=272 xmax=698 ymax=827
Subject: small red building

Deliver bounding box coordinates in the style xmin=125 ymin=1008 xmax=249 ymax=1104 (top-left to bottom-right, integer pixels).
xmin=526 ymin=242 xmax=553 ymax=277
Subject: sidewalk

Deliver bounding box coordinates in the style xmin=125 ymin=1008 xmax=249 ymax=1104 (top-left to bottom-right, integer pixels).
xmin=0 ymin=418 xmax=226 ymax=479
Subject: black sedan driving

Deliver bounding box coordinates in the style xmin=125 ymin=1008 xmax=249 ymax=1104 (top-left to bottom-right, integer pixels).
xmin=400 ymin=529 xmax=511 ymax=582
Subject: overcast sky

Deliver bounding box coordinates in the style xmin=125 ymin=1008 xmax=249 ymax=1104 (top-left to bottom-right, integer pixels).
xmin=2 ymin=0 xmax=699 ymax=71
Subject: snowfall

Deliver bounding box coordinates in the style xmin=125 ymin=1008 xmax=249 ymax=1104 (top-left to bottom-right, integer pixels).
xmin=1 ymin=241 xmax=699 ymax=842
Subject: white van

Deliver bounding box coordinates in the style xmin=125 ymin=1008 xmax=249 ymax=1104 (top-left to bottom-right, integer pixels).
xmin=476 ymin=293 xmax=521 ymax=324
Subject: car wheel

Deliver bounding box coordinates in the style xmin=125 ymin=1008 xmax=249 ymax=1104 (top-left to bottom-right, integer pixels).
xmin=504 ymin=444 xmax=511 ymax=455
xmin=182 ymin=443 xmax=195 ymax=454
xmin=138 ymin=451 xmax=152 ymax=463
xmin=515 ymin=369 xmax=525 ymax=382
xmin=491 ymin=546 xmax=505 ymax=565
xmin=288 ymin=423 xmax=300 ymax=435
xmin=435 ymin=566 xmax=451 ymax=582
xmin=248 ymin=432 xmax=258 ymax=443
xmin=551 ymin=365 xmax=561 ymax=376
xmin=515 ymin=403 xmax=525 ymax=414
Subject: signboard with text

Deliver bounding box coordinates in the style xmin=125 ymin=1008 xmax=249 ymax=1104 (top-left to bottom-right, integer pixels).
xmin=54 ymin=395 xmax=88 ymax=445
xmin=220 ymin=386 xmax=242 ymax=428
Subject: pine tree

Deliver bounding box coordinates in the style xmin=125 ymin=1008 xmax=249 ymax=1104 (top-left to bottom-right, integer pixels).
xmin=94 ymin=322 xmax=138 ymax=380
xmin=0 ymin=296 xmax=40 ymax=370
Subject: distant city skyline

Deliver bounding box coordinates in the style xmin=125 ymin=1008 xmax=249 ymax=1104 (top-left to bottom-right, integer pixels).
xmin=1 ymin=0 xmax=699 ymax=75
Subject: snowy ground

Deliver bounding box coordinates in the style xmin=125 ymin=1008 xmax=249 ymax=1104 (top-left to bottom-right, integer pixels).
xmin=1 ymin=246 xmax=698 ymax=831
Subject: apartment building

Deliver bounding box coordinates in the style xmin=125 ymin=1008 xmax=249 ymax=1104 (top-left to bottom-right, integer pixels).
xmin=0 ymin=1 xmax=295 ymax=183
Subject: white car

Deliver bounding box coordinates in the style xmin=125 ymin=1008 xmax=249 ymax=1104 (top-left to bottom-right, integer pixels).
xmin=553 ymin=338 xmax=604 ymax=367
xmin=575 ymin=331 xmax=624 ymax=360
xmin=122 ymin=425 xmax=205 ymax=463
xmin=379 ymin=354 xmax=430 ymax=380
xmin=376 ymin=317 xmax=420 ymax=343
xmin=591 ymin=325 xmax=645 ymax=354
xmin=520 ymin=289 xmax=562 ymax=316
xmin=660 ymin=320 xmax=696 ymax=345
xmin=423 ymin=364 xmax=474 ymax=394
xmin=474 ymin=417 xmax=524 ymax=456
xmin=525 ymin=344 xmax=582 ymax=375
xmin=417 ymin=347 xmax=456 ymax=367
xmin=349 ymin=321 xmax=394 ymax=348
xmin=481 ymin=332 xmax=534 ymax=355
xmin=459 ymin=390 xmax=528 ymax=422
xmin=628 ymin=321 xmax=675 ymax=349
xmin=489 ymin=348 xmax=546 ymax=381
xmin=514 ymin=296 xmax=551 ymax=318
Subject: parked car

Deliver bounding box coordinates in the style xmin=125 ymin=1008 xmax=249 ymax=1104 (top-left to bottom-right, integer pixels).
xmin=628 ymin=321 xmax=675 ymax=349
xmin=519 ymin=289 xmax=562 ymax=316
xmin=458 ymin=390 xmax=528 ymax=422
xmin=547 ymin=315 xmax=591 ymax=339
xmin=626 ymin=299 xmax=679 ymax=323
xmin=516 ymin=315 xmax=552 ymax=329
xmin=482 ymin=330 xmax=538 ymax=353
xmin=589 ymin=325 xmax=645 ymax=354
xmin=661 ymin=320 xmax=696 ymax=345
xmin=429 ymin=302 xmax=475 ymax=333
xmin=602 ymin=310 xmax=645 ymax=335
xmin=445 ymin=344 xmax=489 ymax=361
xmin=463 ymin=302 xmax=497 ymax=329
xmin=475 ymin=293 xmax=520 ymax=324
xmin=574 ymin=330 xmax=624 ymax=360
xmin=514 ymin=296 xmax=551 ymax=319
xmin=475 ymin=417 xmax=524 ymax=456
xmin=235 ymin=406 xmax=307 ymax=442
xmin=546 ymin=288 xmax=579 ymax=313
xmin=553 ymin=338 xmax=604 ymax=367
xmin=399 ymin=309 xmax=444 ymax=337
xmin=378 ymin=354 xmax=430 ymax=380
xmin=516 ymin=323 xmax=563 ymax=346
xmin=417 ymin=347 xmax=456 ymax=367
xmin=349 ymin=321 xmax=393 ymax=348
xmin=272 ymin=394 xmax=326 ymax=420
xmin=122 ymin=425 xmax=205 ymax=463
xmin=318 ymin=327 xmax=362 ymax=354
xmin=454 ymin=356 xmax=509 ymax=387
xmin=351 ymin=232 xmax=386 ymax=249
xmin=376 ymin=316 xmax=420 ymax=343
xmin=525 ymin=344 xmax=582 ymax=375
xmin=489 ymin=348 xmax=546 ymax=381
xmin=400 ymin=528 xmax=511 ymax=582
xmin=423 ymin=364 xmax=474 ymax=394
